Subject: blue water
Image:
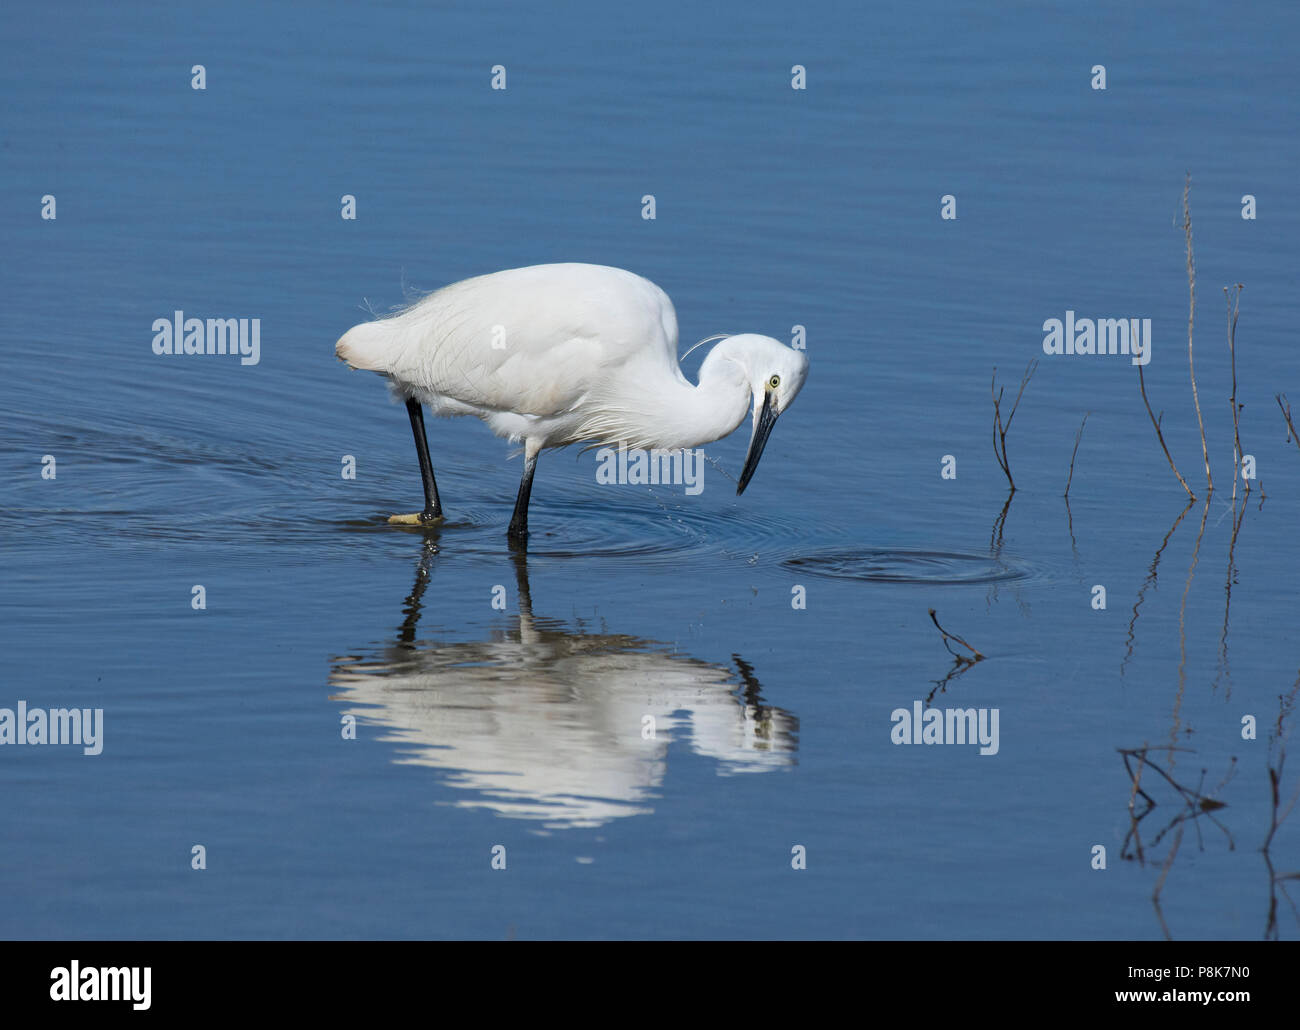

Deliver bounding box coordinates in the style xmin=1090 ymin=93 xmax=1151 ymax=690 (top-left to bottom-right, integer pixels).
xmin=2 ymin=0 xmax=1298 ymax=939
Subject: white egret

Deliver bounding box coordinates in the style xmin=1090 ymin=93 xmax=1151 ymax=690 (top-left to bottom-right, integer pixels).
xmin=336 ymin=263 xmax=809 ymax=540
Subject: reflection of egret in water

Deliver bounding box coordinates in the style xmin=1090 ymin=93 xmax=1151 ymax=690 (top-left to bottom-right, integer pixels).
xmin=329 ymin=541 xmax=797 ymax=830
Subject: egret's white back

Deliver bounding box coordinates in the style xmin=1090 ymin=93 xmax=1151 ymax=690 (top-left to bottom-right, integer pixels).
xmin=338 ymin=264 xmax=678 ymax=417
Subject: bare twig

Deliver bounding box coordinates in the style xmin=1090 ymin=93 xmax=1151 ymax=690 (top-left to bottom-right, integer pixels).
xmin=1184 ymin=174 xmax=1213 ymax=494
xmin=1278 ymin=393 xmax=1300 ymax=454
xmin=1138 ymin=361 xmax=1196 ymax=500
xmin=991 ymin=361 xmax=1037 ymax=491
xmin=1063 ymin=412 xmax=1090 ymax=499
xmin=1225 ymin=284 xmax=1248 ymax=498
xmin=928 ymin=608 xmax=985 ymax=662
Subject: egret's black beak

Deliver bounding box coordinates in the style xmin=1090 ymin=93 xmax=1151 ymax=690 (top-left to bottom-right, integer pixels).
xmin=737 ymin=389 xmax=779 ymax=495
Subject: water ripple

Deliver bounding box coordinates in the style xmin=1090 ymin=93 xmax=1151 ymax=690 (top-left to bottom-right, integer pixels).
xmin=782 ymin=548 xmax=1031 ymax=585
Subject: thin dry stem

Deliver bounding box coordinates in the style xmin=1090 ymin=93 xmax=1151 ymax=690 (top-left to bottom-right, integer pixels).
xmin=1184 ymin=174 xmax=1213 ymax=494
xmin=928 ymin=608 xmax=986 ymax=662
xmin=991 ymin=361 xmax=1037 ymax=491
xmin=1225 ymin=284 xmax=1248 ymax=499
xmin=1278 ymin=393 xmax=1300 ymax=454
xmin=1063 ymin=412 xmax=1089 ymax=499
xmin=1138 ymin=361 xmax=1196 ymax=499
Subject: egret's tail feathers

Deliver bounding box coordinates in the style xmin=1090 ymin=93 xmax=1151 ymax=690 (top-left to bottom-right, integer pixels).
xmin=335 ymin=322 xmax=396 ymax=372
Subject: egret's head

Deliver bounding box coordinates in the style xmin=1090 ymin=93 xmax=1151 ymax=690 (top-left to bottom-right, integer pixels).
xmin=721 ymin=334 xmax=809 ymax=495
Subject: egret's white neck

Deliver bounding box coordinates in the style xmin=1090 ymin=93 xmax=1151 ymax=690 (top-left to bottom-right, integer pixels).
xmin=576 ymin=346 xmax=752 ymax=451
xmin=652 ymin=353 xmax=751 ymax=450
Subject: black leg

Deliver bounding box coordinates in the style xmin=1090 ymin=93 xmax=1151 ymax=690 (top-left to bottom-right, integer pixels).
xmin=507 ymin=453 xmax=537 ymax=542
xmin=405 ymin=399 xmax=443 ymax=523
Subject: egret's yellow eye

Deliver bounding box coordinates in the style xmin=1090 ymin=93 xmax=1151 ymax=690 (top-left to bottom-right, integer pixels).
xmin=768 ymin=374 xmax=781 ymax=389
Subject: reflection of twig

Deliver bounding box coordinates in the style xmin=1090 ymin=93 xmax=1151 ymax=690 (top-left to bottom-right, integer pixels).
xmin=1119 ymin=744 xmax=1236 ymax=940
xmin=1063 ymin=412 xmax=1089 ymax=499
xmin=1122 ymin=500 xmax=1194 ymax=677
xmin=1125 ymin=746 xmax=1149 ymax=863
xmin=1263 ymin=762 xmax=1300 ymax=855
xmin=1183 ymin=175 xmax=1213 ymax=495
xmin=925 ymin=658 xmax=982 ymax=705
xmin=1225 ymin=284 xmax=1248 ymax=499
xmin=1264 ymin=669 xmax=1300 ymax=939
xmin=1278 ymin=394 xmax=1300 ymax=454
xmin=991 ymin=362 xmax=1037 ymax=492
xmin=985 ymin=491 xmax=1019 ymax=610
xmin=989 ymin=490 xmax=1013 ymax=554
xmin=1262 ymin=848 xmax=1300 ymax=941
xmin=1120 ymin=746 xmax=1230 ymax=819
xmin=1170 ymin=500 xmax=1211 ymax=758
xmin=1213 ymin=495 xmax=1248 ymax=697
xmin=1152 ymin=818 xmax=1185 ymax=941
xmin=1063 ymin=495 xmax=1078 ymax=559
xmin=1264 ymin=670 xmax=1300 ymax=852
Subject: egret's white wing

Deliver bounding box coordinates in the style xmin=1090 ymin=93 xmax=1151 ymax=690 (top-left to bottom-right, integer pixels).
xmin=337 ymin=264 xmax=681 ymax=417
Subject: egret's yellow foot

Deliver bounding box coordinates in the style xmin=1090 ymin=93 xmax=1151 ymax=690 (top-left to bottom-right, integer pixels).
xmin=388 ymin=512 xmax=443 ymax=526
